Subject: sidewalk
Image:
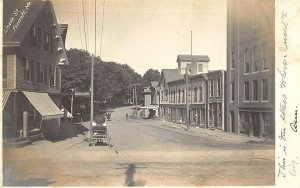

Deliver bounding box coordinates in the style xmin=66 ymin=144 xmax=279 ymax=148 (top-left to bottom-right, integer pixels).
xmin=147 ymin=119 xmax=275 ymax=144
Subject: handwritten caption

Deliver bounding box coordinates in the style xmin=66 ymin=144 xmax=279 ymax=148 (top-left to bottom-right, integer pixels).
xmin=277 ymin=8 xmax=299 ymax=179
xmin=3 ymin=2 xmax=32 ymax=34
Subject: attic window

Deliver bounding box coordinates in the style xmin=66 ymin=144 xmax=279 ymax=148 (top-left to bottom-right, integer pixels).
xmin=31 ymin=25 xmax=41 ymax=48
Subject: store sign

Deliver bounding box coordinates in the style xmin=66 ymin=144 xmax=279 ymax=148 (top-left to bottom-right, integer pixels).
xmin=75 ymin=91 xmax=90 ymax=97
xmin=4 ymin=2 xmax=32 ymax=34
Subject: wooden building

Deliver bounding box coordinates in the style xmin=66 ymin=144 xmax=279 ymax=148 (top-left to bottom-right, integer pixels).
xmin=2 ymin=0 xmax=69 ymax=143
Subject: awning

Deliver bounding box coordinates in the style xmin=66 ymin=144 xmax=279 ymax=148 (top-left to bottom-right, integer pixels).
xmin=22 ymin=91 xmax=63 ymax=120
xmin=2 ymin=90 xmax=12 ymax=110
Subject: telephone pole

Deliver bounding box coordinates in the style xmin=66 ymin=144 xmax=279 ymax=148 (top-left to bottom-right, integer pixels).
xmin=130 ymin=84 xmax=141 ymax=118
xmin=70 ymin=88 xmax=76 ymax=117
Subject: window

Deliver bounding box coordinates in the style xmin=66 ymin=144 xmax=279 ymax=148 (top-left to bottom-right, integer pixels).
xmin=182 ymin=89 xmax=185 ymax=103
xmin=165 ymin=90 xmax=168 ymax=101
xmin=198 ymin=64 xmax=203 ymax=72
xmin=263 ymin=43 xmax=269 ymax=70
xmin=253 ymin=46 xmax=259 ymax=72
xmin=231 ymin=82 xmax=235 ymax=101
xmin=217 ymin=78 xmax=221 ymax=97
xmin=194 ymin=87 xmax=198 ymax=102
xmin=44 ymin=31 xmax=53 ymax=52
xmin=244 ymin=48 xmax=250 ymax=73
xmin=199 ymin=86 xmax=203 ymax=102
xmin=3 ymin=56 xmax=7 ymax=79
xmin=262 ymin=79 xmax=269 ymax=101
xmin=244 ymin=81 xmax=250 ymax=101
xmin=50 ymin=66 xmax=56 ymax=86
xmin=209 ymin=80 xmax=213 ymax=97
xmin=178 ymin=90 xmax=181 ymax=103
xmin=252 ymin=80 xmax=258 ymax=101
xmin=31 ymin=25 xmax=41 ymax=48
xmin=23 ymin=58 xmax=34 ymax=82
xmin=37 ymin=63 xmax=45 ymax=83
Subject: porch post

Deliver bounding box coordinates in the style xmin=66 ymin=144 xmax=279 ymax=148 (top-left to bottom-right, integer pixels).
xmin=23 ymin=111 xmax=28 ymax=138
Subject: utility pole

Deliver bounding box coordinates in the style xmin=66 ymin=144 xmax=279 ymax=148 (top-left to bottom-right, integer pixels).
xmin=90 ymin=55 xmax=94 ymax=141
xmin=70 ymin=88 xmax=76 ymax=117
xmin=130 ymin=84 xmax=141 ymax=118
xmin=186 ymin=30 xmax=193 ymax=130
xmin=185 ymin=66 xmax=190 ymax=130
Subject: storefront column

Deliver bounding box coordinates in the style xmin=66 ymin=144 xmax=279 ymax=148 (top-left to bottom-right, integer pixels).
xmin=248 ymin=112 xmax=254 ymax=137
xmin=259 ymin=112 xmax=264 ymax=138
xmin=23 ymin=111 xmax=28 ymax=138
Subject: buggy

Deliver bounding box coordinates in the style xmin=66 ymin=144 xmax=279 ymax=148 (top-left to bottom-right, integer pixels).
xmin=89 ymin=123 xmax=112 ymax=147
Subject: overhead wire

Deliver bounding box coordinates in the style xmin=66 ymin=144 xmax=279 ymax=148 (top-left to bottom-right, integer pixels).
xmin=75 ymin=0 xmax=83 ymax=49
xmin=81 ymin=0 xmax=88 ymax=51
xmin=99 ymin=0 xmax=106 ymax=57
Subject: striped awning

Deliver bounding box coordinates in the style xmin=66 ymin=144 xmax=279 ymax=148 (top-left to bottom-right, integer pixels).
xmin=22 ymin=91 xmax=63 ymax=120
xmin=2 ymin=90 xmax=12 ymax=109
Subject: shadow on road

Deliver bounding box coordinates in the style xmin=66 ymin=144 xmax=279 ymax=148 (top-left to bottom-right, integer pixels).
xmin=3 ymin=177 xmax=55 ymax=186
xmin=44 ymin=122 xmax=88 ymax=143
xmin=115 ymin=163 xmax=147 ymax=186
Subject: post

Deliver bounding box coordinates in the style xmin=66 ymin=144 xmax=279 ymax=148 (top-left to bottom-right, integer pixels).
xmin=90 ymin=55 xmax=94 ymax=141
xmin=186 ymin=66 xmax=190 ymax=130
xmin=135 ymin=85 xmax=138 ymax=114
xmin=23 ymin=111 xmax=28 ymax=138
xmin=70 ymin=88 xmax=76 ymax=117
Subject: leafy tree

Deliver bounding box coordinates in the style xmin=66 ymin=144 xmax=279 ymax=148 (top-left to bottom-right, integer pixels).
xmin=141 ymin=69 xmax=160 ymax=87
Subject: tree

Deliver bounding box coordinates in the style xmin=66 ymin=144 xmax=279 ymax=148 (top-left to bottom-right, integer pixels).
xmin=61 ymin=48 xmax=143 ymax=105
xmin=141 ymin=69 xmax=160 ymax=87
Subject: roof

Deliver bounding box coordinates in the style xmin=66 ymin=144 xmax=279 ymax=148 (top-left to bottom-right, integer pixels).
xmin=3 ymin=0 xmax=69 ymax=65
xmin=161 ymin=69 xmax=183 ymax=83
xmin=177 ymin=55 xmax=210 ymax=63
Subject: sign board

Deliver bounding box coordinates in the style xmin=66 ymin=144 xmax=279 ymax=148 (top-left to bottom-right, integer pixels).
xmin=75 ymin=91 xmax=90 ymax=97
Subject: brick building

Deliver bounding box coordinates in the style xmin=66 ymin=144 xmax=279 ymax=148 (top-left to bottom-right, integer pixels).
xmin=158 ymin=55 xmax=226 ymax=130
xmin=2 ymin=0 xmax=69 ymax=142
xmin=226 ymin=0 xmax=275 ymax=138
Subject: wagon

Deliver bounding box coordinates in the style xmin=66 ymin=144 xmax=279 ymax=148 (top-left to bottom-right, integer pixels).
xmin=89 ymin=124 xmax=112 ymax=147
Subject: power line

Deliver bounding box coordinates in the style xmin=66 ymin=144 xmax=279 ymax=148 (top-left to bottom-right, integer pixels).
xmin=84 ymin=0 xmax=90 ymax=51
xmin=75 ymin=0 xmax=83 ymax=49
xmin=81 ymin=0 xmax=88 ymax=51
xmin=99 ymin=0 xmax=106 ymax=57
xmin=56 ymin=11 xmax=225 ymax=15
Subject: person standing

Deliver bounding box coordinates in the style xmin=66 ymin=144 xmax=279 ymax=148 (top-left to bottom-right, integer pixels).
xmin=126 ymin=113 xmax=128 ymax=120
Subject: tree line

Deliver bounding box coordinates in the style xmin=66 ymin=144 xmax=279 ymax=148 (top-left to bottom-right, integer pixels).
xmin=61 ymin=48 xmax=160 ymax=105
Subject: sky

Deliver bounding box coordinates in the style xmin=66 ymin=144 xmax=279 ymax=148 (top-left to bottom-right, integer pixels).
xmin=52 ymin=0 xmax=227 ymax=75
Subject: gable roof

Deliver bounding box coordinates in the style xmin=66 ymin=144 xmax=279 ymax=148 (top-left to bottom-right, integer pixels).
xmin=161 ymin=69 xmax=183 ymax=84
xmin=3 ymin=0 xmax=69 ymax=65
xmin=177 ymin=55 xmax=210 ymax=63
